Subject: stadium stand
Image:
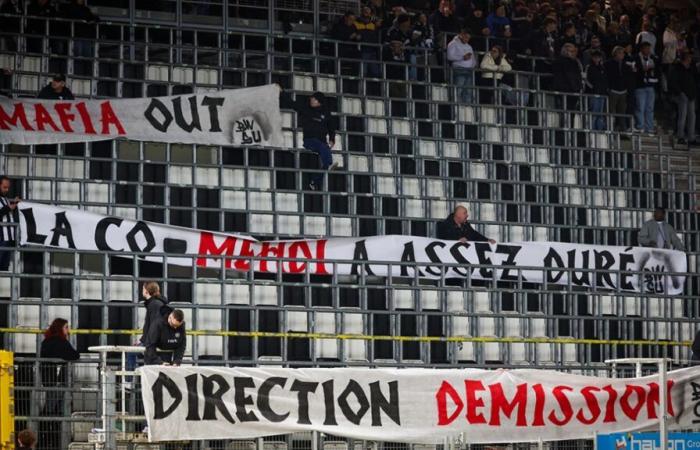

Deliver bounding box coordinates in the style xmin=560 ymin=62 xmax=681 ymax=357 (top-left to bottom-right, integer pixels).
xmin=0 ymin=0 xmax=699 ymax=449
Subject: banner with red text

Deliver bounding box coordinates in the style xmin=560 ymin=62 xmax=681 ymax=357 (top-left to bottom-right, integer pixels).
xmin=0 ymin=84 xmax=282 ymax=146
xmin=139 ymin=366 xmax=700 ymax=443
xmin=18 ymin=202 xmax=687 ymax=294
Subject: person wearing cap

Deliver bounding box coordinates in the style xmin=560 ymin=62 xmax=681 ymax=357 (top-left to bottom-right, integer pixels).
xmin=436 ymin=205 xmax=496 ymax=244
xmin=638 ymin=207 xmax=685 ymax=251
xmin=280 ymin=90 xmax=338 ymax=190
xmin=604 ymin=46 xmax=634 ymax=132
xmin=37 ymin=74 xmax=74 ymax=100
xmin=584 ymin=48 xmax=608 ymax=131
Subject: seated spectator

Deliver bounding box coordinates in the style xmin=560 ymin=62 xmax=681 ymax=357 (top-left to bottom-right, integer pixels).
xmin=479 ymin=45 xmax=513 ymax=104
xmin=638 ymin=207 xmax=685 ymax=251
xmin=581 ymin=34 xmax=603 ymax=67
xmin=584 ymin=49 xmax=608 ymax=130
xmin=355 ymin=6 xmax=382 ymax=77
xmin=62 ymin=0 xmax=99 ymax=57
xmin=552 ymin=43 xmax=583 ymax=112
xmin=144 ymin=309 xmax=187 ymax=366
xmin=668 ymin=51 xmax=698 ymax=146
xmin=633 ymin=41 xmax=659 ymax=134
xmin=37 ymin=74 xmax=74 ymax=100
xmin=16 ymin=429 xmax=37 ymax=450
xmin=436 ymin=205 xmax=495 ymax=244
xmin=604 ymin=46 xmax=634 ymax=131
xmin=486 ymin=4 xmax=512 ymax=39
xmin=447 ymin=28 xmax=476 ymax=104
xmin=333 ymin=11 xmax=362 ymax=59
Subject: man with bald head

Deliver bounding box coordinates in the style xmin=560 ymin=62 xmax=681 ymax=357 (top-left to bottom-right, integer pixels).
xmin=436 ymin=205 xmax=496 ymax=244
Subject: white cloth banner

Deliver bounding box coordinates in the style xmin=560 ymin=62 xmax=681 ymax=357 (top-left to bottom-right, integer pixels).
xmin=18 ymin=202 xmax=687 ymax=294
xmin=139 ymin=366 xmax=700 ymax=443
xmin=0 ymin=84 xmax=282 ymax=146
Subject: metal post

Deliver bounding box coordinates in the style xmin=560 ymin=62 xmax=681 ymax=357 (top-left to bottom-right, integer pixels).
xmin=635 ymin=362 xmax=642 ymax=378
xmin=659 ymin=360 xmax=668 ymax=450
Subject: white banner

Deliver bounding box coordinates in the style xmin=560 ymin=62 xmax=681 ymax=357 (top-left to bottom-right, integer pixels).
xmin=139 ymin=366 xmax=700 ymax=443
xmin=18 ymin=202 xmax=687 ymax=294
xmin=0 ymin=84 xmax=282 ymax=146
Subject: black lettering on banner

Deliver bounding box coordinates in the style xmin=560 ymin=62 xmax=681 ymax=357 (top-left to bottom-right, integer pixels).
xmin=543 ymin=248 xmax=565 ymax=283
xmin=290 ymin=380 xmax=319 ymax=425
xmin=201 ymin=96 xmax=224 ymax=132
xmin=185 ymin=373 xmax=200 ymax=420
xmin=400 ymin=242 xmax=424 ymax=277
xmin=126 ymin=221 xmax=156 ymax=253
xmin=474 ymin=242 xmax=493 ymax=279
xmin=643 ymin=265 xmax=666 ymax=294
xmin=369 ymin=380 xmax=401 ymax=426
xmin=234 ymin=377 xmax=259 ymax=422
xmin=321 ymin=380 xmax=338 ymax=426
xmin=496 ymin=244 xmax=521 ymax=281
xmin=691 ymin=382 xmax=700 ymax=424
xmin=594 ymin=250 xmax=616 ymax=289
xmin=338 ymin=380 xmax=370 ymax=425
xmin=350 ymin=240 xmax=375 ymax=276
xmin=619 ymin=251 xmax=635 ymax=291
xmin=258 ymin=377 xmax=290 ymax=423
xmin=424 ymin=241 xmax=446 ymax=276
xmin=567 ymin=249 xmax=590 ymax=286
xmin=202 ymin=374 xmax=236 ymax=423
xmin=235 ymin=119 xmax=262 ymax=145
xmin=448 ymin=242 xmax=472 ymax=277
xmin=50 ymin=211 xmax=76 ymax=249
xmin=95 ymin=217 xmax=124 ymax=251
xmin=163 ymin=238 xmax=188 ymax=254
xmin=152 ymin=372 xmax=182 ymax=419
xmin=144 ymin=98 xmax=173 ymax=133
xmin=20 ymin=208 xmax=48 ymax=244
xmin=172 ymin=96 xmax=202 ymax=133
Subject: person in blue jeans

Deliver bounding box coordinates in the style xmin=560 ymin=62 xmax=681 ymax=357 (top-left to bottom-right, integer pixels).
xmin=632 ymin=42 xmax=660 ymax=134
xmin=281 ymin=90 xmax=338 ymax=190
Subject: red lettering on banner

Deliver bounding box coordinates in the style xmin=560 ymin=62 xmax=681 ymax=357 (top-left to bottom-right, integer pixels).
xmin=287 ymin=241 xmax=313 ymax=273
xmin=75 ymin=102 xmax=96 ymax=134
xmin=465 ymin=380 xmax=487 ymax=424
xmin=234 ymin=240 xmax=255 ymax=271
xmin=548 ymin=386 xmax=574 ymax=426
xmin=436 ymin=381 xmax=463 ymax=426
xmin=55 ymin=103 xmax=76 ymax=132
xmin=620 ymin=384 xmax=646 ymax=420
xmin=576 ymin=386 xmax=601 ymax=425
xmin=196 ymin=232 xmax=236 ymax=268
xmin=99 ymin=101 xmax=126 ymax=135
xmin=602 ymin=385 xmax=618 ymax=423
xmin=488 ymin=382 xmax=528 ymax=426
xmin=34 ymin=104 xmax=61 ymax=132
xmin=259 ymin=242 xmax=285 ymax=273
xmin=314 ymin=239 xmax=329 ymax=275
xmin=645 ymin=381 xmax=675 ymax=419
xmin=531 ymin=383 xmax=546 ymax=426
xmin=0 ymin=103 xmax=33 ymax=130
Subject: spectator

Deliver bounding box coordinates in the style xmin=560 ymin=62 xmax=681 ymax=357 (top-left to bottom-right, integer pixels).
xmin=604 ymin=21 xmax=628 ymax=56
xmin=479 ymin=44 xmax=513 ymax=104
xmin=589 ymin=1 xmax=607 ymax=31
xmin=386 ymin=14 xmax=418 ymax=80
xmin=638 ymin=207 xmax=685 ymax=251
xmin=532 ymin=17 xmax=558 ymax=59
xmin=17 ymin=429 xmax=37 ymax=450
xmin=0 ymin=176 xmax=19 ymax=272
xmin=618 ymin=15 xmax=633 ymax=43
xmin=580 ymin=10 xmax=601 ymax=43
xmin=604 ymin=46 xmax=634 ymax=131
xmin=558 ymin=22 xmax=579 ymax=50
xmin=661 ymin=19 xmax=680 ymax=70
xmin=143 ymin=309 xmax=187 ymax=366
xmin=633 ymin=41 xmax=660 ymax=134
xmin=39 ymin=318 xmax=79 ymax=450
xmin=280 ymin=91 xmax=338 ymax=190
xmin=356 ymin=6 xmax=382 ymax=77
xmin=333 ymin=11 xmax=362 ymax=59
xmin=584 ymin=49 xmax=608 ymax=130
xmin=0 ymin=0 xmax=21 ymax=52
xmin=126 ymin=281 xmax=171 ymax=379
xmin=463 ymin=5 xmax=490 ymax=51
xmin=581 ymin=34 xmax=603 ymax=67
xmin=436 ymin=205 xmax=496 ymax=244
xmin=447 ymin=27 xmax=476 ymax=104
xmin=430 ymin=1 xmax=460 ymax=61
xmin=486 ymin=4 xmax=511 ymax=39
xmin=668 ymin=51 xmax=698 ymax=146
xmin=37 ymin=74 xmax=74 ymax=100
xmin=61 ymin=0 xmax=99 ymax=58
xmin=413 ymin=13 xmax=435 ymax=50
xmin=552 ymin=43 xmax=583 ymax=113
xmin=635 ymin=21 xmax=657 ymax=53
xmin=511 ymin=7 xmax=534 ymax=50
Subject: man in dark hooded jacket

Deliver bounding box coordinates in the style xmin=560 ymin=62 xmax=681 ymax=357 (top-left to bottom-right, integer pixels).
xmin=436 ymin=205 xmax=495 ymax=243
xmin=281 ymin=90 xmax=338 ymax=190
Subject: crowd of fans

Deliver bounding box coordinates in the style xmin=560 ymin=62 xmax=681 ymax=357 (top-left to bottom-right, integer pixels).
xmin=330 ymin=0 xmax=699 ymax=144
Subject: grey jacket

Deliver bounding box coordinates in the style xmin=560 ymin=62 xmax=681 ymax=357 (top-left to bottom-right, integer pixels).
xmin=638 ymin=220 xmax=685 ymax=251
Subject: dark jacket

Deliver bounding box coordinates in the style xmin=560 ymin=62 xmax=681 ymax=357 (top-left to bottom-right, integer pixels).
xmin=143 ymin=317 xmax=186 ymax=365
xmin=37 ymin=84 xmax=74 ymax=100
xmin=552 ymin=56 xmax=583 ymax=93
xmin=604 ymin=58 xmax=634 ymax=94
xmin=280 ymin=92 xmax=336 ymax=142
xmin=40 ymin=336 xmax=80 ymax=386
xmin=585 ymin=63 xmax=608 ymax=95
xmin=531 ymin=30 xmax=558 ymax=59
xmin=429 ymin=11 xmax=460 ymax=36
xmin=634 ymin=53 xmax=660 ymax=89
xmin=436 ymin=214 xmax=488 ymax=241
xmin=140 ymin=294 xmax=169 ymax=344
xmin=668 ymin=61 xmax=698 ymax=100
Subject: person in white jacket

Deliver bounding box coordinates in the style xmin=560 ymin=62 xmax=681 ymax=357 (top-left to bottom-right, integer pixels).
xmin=480 ymin=45 xmax=512 ymax=104
xmin=447 ymin=27 xmax=476 ymax=103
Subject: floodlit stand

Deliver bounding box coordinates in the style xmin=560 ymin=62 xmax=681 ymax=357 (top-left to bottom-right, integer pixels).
xmin=605 ymin=358 xmax=670 ymax=450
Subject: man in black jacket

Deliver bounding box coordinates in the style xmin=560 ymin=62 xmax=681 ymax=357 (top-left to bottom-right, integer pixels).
xmin=0 ymin=176 xmax=19 ymax=271
xmin=37 ymin=74 xmax=74 ymax=100
xmin=633 ymin=41 xmax=659 ymax=134
xmin=585 ymin=49 xmax=608 ymax=130
xmin=436 ymin=205 xmax=495 ymax=244
xmin=144 ymin=309 xmax=186 ymax=366
xmin=604 ymin=46 xmax=634 ymax=131
xmin=140 ymin=281 xmax=170 ymax=344
xmin=668 ymin=51 xmax=697 ymax=146
xmin=281 ymin=91 xmax=338 ymax=190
